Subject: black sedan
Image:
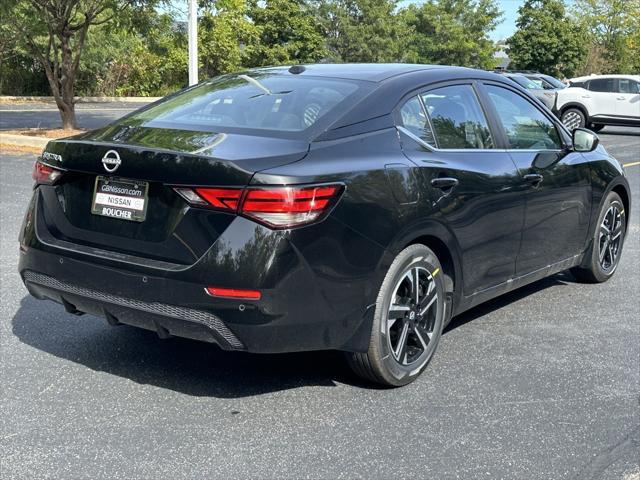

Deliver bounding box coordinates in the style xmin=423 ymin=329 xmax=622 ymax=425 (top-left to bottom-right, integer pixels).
xmin=19 ymin=64 xmax=631 ymax=386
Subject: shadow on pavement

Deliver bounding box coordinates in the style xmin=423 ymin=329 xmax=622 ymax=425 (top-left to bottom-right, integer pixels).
xmin=11 ymin=295 xmax=367 ymax=397
xmin=12 ymin=272 xmax=577 ymax=397
xmin=444 ymin=271 xmax=576 ymax=333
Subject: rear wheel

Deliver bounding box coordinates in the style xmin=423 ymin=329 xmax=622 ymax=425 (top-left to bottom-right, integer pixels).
xmin=561 ymin=108 xmax=586 ymax=130
xmin=571 ymin=192 xmax=626 ymax=283
xmin=346 ymin=244 xmax=445 ymax=387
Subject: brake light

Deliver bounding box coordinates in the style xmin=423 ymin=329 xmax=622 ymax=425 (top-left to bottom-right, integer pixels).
xmin=205 ymin=287 xmax=261 ymax=300
xmin=194 ymin=188 xmax=242 ymax=210
xmin=32 ymin=161 xmax=63 ymax=185
xmin=242 ymin=185 xmax=341 ymax=228
xmin=174 ymin=184 xmax=343 ymax=229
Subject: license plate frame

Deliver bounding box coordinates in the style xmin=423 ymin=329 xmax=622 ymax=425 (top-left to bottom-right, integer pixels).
xmin=91 ymin=176 xmax=149 ymax=222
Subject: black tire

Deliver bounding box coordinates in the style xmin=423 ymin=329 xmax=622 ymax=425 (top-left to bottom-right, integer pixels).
xmin=571 ymin=192 xmax=626 ymax=283
xmin=589 ymin=124 xmax=605 ymax=133
xmin=346 ymin=244 xmax=446 ymax=387
xmin=561 ymin=108 xmax=587 ymax=130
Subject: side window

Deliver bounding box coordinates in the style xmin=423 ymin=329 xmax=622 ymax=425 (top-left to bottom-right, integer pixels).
xmin=421 ymin=85 xmax=494 ymax=149
xmin=398 ymin=96 xmax=436 ymax=146
xmin=588 ymin=78 xmax=615 ymax=92
xmin=485 ymin=85 xmax=562 ymax=150
xmin=619 ymin=79 xmax=640 ymax=94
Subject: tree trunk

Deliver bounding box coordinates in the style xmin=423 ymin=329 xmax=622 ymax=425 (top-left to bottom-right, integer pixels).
xmin=57 ymin=99 xmax=77 ymax=130
xmin=43 ymin=71 xmax=78 ymax=130
xmin=58 ymin=32 xmax=78 ymax=130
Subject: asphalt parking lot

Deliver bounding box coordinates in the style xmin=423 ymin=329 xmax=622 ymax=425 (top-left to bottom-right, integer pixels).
xmin=0 ymin=102 xmax=145 ymax=130
xmin=1 ymin=125 xmax=639 ymax=478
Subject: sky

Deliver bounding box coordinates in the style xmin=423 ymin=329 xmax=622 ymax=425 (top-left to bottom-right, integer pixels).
xmin=491 ymin=0 xmax=524 ymax=41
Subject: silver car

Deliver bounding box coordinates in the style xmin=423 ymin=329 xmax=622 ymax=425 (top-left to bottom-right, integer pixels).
xmin=501 ymin=73 xmax=558 ymax=110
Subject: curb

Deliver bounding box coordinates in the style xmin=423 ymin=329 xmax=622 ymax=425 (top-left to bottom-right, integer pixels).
xmin=0 ymin=96 xmax=161 ymax=104
xmin=0 ymin=133 xmax=49 ymax=149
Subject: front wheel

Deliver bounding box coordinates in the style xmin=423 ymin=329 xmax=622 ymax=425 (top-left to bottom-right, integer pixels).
xmin=571 ymin=192 xmax=626 ymax=283
xmin=346 ymin=244 xmax=446 ymax=387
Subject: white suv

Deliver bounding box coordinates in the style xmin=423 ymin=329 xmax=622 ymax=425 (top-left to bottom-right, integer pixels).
xmin=556 ymin=74 xmax=640 ymax=131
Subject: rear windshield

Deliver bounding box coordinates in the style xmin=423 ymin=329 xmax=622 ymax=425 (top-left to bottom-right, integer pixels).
xmin=125 ymin=74 xmax=364 ymax=137
xmin=508 ymin=75 xmax=539 ymax=90
xmin=541 ymin=75 xmax=566 ymax=89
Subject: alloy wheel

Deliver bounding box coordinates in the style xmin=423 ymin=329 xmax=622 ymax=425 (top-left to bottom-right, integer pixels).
xmin=598 ymin=204 xmax=623 ymax=272
xmin=562 ymin=111 xmax=583 ymax=130
xmin=387 ymin=266 xmax=439 ymax=366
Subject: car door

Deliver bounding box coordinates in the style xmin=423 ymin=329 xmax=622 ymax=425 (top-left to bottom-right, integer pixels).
xmin=397 ymin=83 xmax=526 ymax=296
xmin=616 ymin=78 xmax=640 ymax=119
xmin=480 ymin=82 xmax=592 ymax=275
xmin=585 ymin=77 xmax=617 ymax=118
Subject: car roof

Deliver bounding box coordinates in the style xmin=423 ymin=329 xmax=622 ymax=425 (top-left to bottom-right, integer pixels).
xmin=570 ymin=74 xmax=640 ymax=82
xmin=239 ymin=63 xmax=540 ymax=141
xmin=250 ymin=63 xmax=479 ymax=83
xmin=259 ymin=64 xmax=526 ymax=140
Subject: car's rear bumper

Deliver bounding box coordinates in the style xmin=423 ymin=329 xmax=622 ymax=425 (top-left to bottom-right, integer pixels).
xmin=22 ymin=270 xmax=245 ymax=349
xmin=18 ymin=190 xmax=387 ymax=353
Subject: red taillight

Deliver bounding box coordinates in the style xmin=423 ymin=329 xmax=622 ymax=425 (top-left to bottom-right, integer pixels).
xmin=32 ymin=161 xmax=63 ymax=185
xmin=174 ymin=184 xmax=343 ymax=229
xmin=194 ymin=188 xmax=243 ymax=211
xmin=205 ymin=286 xmax=261 ymax=300
xmin=241 ymin=185 xmax=341 ymax=228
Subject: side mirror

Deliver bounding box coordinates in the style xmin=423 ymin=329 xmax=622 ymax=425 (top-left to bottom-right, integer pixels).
xmin=572 ymin=128 xmax=599 ymax=152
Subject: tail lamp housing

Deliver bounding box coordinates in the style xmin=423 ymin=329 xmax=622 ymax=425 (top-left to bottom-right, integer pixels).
xmin=32 ymin=160 xmax=64 ymax=185
xmin=174 ymin=184 xmax=344 ymax=229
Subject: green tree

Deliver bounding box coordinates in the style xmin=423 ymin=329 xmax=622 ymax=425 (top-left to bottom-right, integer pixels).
xmin=2 ymin=0 xmax=146 ymax=128
xmin=573 ymin=0 xmax=640 ymax=74
xmin=507 ymin=0 xmax=586 ymax=78
xmin=77 ymin=11 xmax=187 ymax=96
xmin=0 ymin=21 xmax=50 ymax=95
xmin=199 ymin=0 xmax=258 ymax=77
xmin=247 ymin=0 xmax=326 ymax=66
xmin=401 ymin=0 xmax=502 ymax=69
xmin=314 ymin=0 xmax=411 ymax=62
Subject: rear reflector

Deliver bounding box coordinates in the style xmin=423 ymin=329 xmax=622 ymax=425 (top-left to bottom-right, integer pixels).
xmin=205 ymin=287 xmax=262 ymax=300
xmin=174 ymin=183 xmax=343 ymax=229
xmin=32 ymin=161 xmax=63 ymax=185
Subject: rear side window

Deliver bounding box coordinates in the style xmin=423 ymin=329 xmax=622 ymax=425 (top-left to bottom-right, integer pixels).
xmin=588 ymin=78 xmax=615 ymax=92
xmin=485 ymin=85 xmax=561 ymax=150
xmin=618 ymin=79 xmax=640 ymax=94
xmin=421 ymin=85 xmax=494 ymax=149
xmin=398 ymin=96 xmax=436 ymax=146
xmin=126 ymin=74 xmax=362 ymax=134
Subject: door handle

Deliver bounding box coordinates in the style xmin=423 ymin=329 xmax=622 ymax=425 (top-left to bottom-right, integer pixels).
xmin=523 ymin=173 xmax=543 ymax=186
xmin=430 ymin=177 xmax=459 ymax=190
xmin=617 ymin=96 xmax=626 ymax=100
xmin=581 ymin=95 xmax=591 ymax=99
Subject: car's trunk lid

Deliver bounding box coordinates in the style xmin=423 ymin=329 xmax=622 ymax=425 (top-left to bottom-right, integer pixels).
xmin=39 ymin=126 xmax=308 ymax=266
